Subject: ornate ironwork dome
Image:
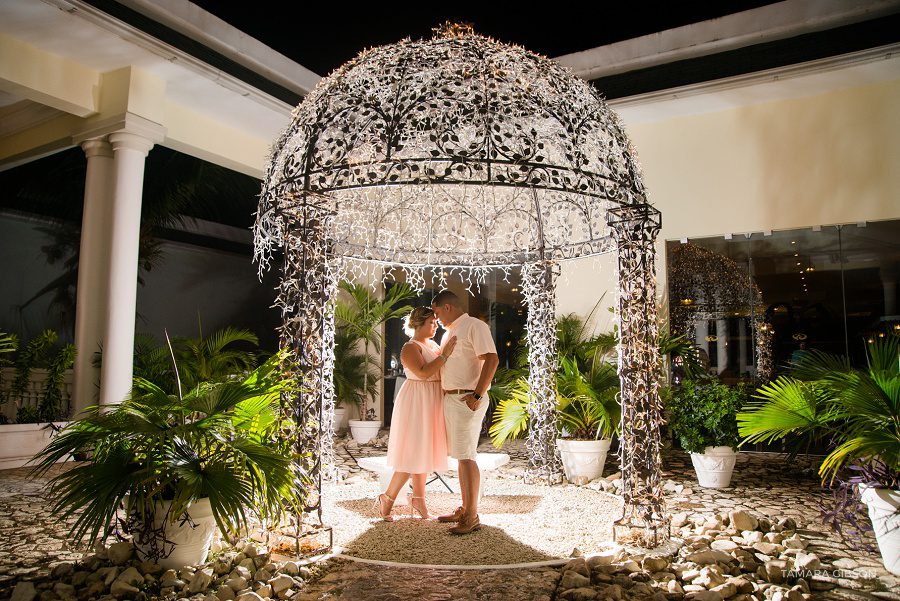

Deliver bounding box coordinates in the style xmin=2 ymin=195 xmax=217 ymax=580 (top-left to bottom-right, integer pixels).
xmin=255 ymin=24 xmax=650 ymax=271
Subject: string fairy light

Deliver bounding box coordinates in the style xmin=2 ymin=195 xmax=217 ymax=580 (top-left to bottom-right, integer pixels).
xmin=667 ymin=243 xmax=773 ymax=384
xmin=254 ymin=24 xmax=668 ymax=540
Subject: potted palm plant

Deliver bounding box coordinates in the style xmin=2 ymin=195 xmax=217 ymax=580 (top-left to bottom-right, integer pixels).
xmin=31 ymin=349 xmax=304 ymax=569
xmin=490 ymin=313 xmax=621 ymax=483
xmin=335 ymin=281 xmax=414 ymax=444
xmin=738 ymin=334 xmax=900 ymax=575
xmin=664 ymin=380 xmax=746 ymax=488
xmin=331 ymin=325 xmax=378 ymax=433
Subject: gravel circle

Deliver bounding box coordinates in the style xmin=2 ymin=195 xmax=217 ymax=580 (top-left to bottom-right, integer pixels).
xmin=321 ymin=478 xmax=622 ymax=566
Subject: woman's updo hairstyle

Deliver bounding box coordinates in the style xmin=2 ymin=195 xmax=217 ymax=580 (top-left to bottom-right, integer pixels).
xmin=403 ymin=306 xmax=434 ymax=337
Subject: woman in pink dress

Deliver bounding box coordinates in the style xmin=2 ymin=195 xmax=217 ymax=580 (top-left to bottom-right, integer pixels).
xmin=377 ymin=306 xmax=456 ymax=520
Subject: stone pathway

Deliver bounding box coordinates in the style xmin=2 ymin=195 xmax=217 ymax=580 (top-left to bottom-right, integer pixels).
xmin=0 ymin=434 xmax=897 ymax=600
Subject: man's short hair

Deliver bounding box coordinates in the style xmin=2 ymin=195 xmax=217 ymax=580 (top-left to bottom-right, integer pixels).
xmin=431 ymin=290 xmax=461 ymax=308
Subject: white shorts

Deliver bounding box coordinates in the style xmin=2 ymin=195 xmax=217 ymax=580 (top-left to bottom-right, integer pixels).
xmin=443 ymin=392 xmax=489 ymax=461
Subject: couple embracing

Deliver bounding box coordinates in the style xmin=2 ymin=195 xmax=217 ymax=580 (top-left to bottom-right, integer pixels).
xmin=376 ymin=290 xmax=499 ymax=535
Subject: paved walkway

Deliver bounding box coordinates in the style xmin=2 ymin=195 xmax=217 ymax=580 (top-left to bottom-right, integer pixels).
xmin=0 ymin=437 xmax=897 ymax=600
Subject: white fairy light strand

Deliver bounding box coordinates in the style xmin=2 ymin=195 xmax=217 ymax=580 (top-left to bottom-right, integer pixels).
xmin=254 ymin=24 xmax=665 ymax=540
xmin=522 ymin=261 xmax=564 ymax=484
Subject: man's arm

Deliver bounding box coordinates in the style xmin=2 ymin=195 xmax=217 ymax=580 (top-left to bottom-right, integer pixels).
xmin=465 ymin=352 xmax=499 ymax=411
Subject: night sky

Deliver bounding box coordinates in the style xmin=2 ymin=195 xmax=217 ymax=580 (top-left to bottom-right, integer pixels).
xmin=189 ymin=1 xmax=783 ymax=77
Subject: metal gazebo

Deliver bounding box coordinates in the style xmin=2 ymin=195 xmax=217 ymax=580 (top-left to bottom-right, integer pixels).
xmin=254 ymin=24 xmax=667 ymax=541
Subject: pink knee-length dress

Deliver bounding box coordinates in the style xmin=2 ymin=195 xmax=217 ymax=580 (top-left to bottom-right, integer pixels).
xmin=386 ymin=339 xmax=449 ymax=474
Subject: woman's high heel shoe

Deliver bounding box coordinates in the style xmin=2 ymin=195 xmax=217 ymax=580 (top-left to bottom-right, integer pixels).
xmin=409 ymin=495 xmax=430 ymax=519
xmin=374 ymin=492 xmax=395 ymax=521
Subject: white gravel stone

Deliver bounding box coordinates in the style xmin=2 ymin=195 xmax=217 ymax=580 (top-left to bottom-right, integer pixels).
xmin=12 ymin=582 xmax=37 ymax=601
xmin=187 ymin=568 xmax=215 ymax=594
xmin=109 ymin=579 xmax=139 ymax=599
xmin=216 ymin=586 xmax=236 ymax=601
xmin=107 ymin=542 xmax=134 ymax=566
xmin=115 ymin=567 xmax=144 ymax=587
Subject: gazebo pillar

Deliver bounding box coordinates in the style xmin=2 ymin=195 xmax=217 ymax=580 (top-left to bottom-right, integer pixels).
xmin=277 ymin=194 xmax=338 ymax=519
xmin=609 ymin=206 xmax=668 ymax=540
xmin=522 ymin=260 xmax=563 ymax=484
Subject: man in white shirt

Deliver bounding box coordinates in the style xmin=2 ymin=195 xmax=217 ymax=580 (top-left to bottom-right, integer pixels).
xmin=431 ymin=290 xmax=499 ymax=535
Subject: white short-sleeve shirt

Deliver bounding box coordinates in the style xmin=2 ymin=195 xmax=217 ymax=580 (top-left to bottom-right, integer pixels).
xmin=440 ymin=313 xmax=497 ymax=391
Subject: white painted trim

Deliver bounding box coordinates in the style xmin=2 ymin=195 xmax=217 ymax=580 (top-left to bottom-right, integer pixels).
xmin=608 ymin=42 xmax=900 ymax=112
xmin=556 ymin=0 xmax=900 ymax=81
xmin=42 ymin=0 xmax=297 ymax=116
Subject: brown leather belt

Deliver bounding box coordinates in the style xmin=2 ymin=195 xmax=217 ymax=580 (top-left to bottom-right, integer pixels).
xmin=444 ymin=389 xmax=474 ymax=395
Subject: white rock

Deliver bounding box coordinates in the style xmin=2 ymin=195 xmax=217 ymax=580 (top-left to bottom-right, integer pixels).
xmin=115 ymin=567 xmax=145 ymax=587
xmin=280 ymin=562 xmax=300 ymax=577
xmin=52 ymin=583 xmax=76 ymax=599
xmin=231 ymin=567 xmax=252 ymax=581
xmin=711 ymin=540 xmax=739 ymax=552
xmin=686 ymin=550 xmax=733 ymax=565
xmin=216 ymin=586 xmax=236 ymax=601
xmin=794 ymin=553 xmax=821 ymax=571
xmin=226 ymin=577 xmax=249 ymax=591
xmin=243 ymin=543 xmax=260 ymax=558
xmin=188 ymin=568 xmax=215 ymax=594
xmin=254 ymin=568 xmax=272 ymax=583
xmin=268 ymin=575 xmax=294 ymax=594
xmin=671 ymin=513 xmax=689 ymax=528
xmin=742 ymin=531 xmax=764 ymax=544
xmin=831 ymin=558 xmax=858 ymax=569
xmin=255 ymin=585 xmax=272 ymax=599
xmin=213 ymin=557 xmax=233 ymax=575
xmin=50 ymin=564 xmax=75 ymax=579
xmin=104 ymin=568 xmax=121 ymax=586
xmin=11 ymin=582 xmax=37 ymax=601
xmin=109 ymin=580 xmax=139 ymax=599
xmin=729 ymin=510 xmax=758 ymax=532
xmin=691 ymin=592 xmax=724 ymax=601
xmin=752 ymin=542 xmax=780 ymax=555
xmin=94 ymin=543 xmax=109 ymax=559
xmin=107 ymin=542 xmax=134 ymax=566
xmin=236 ymin=593 xmax=264 ymax=601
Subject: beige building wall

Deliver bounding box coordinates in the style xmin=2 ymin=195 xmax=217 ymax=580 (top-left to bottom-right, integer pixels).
xmin=557 ymin=78 xmax=900 ymax=329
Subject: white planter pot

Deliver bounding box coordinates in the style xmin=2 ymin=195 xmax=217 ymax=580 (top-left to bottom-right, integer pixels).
xmin=690 ymin=446 xmax=737 ymax=489
xmin=133 ymin=498 xmax=217 ymax=569
xmin=557 ymin=438 xmax=611 ymax=483
xmin=348 ymin=419 xmax=382 ymax=444
xmin=0 ymin=422 xmax=69 ymax=470
xmin=861 ymin=486 xmax=900 ymax=576
xmin=332 ymin=406 xmax=346 ymax=432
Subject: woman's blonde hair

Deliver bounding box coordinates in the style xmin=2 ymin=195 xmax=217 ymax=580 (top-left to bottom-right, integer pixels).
xmin=403 ymin=306 xmax=434 ymax=337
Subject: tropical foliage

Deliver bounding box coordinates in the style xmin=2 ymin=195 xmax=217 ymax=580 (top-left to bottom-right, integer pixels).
xmin=489 ymin=312 xmax=621 ymax=446
xmin=95 ymin=327 xmax=262 ymax=396
xmin=738 ymin=335 xmax=900 ymax=484
xmin=334 ymin=282 xmax=415 ymax=419
xmin=331 ymin=326 xmax=378 ymax=411
xmin=663 ymin=380 xmax=747 ymax=454
xmin=31 ymin=350 xmax=303 ymax=553
xmin=0 ymin=330 xmax=76 ymax=424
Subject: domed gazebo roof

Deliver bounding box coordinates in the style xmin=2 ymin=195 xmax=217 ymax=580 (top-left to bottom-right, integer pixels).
xmin=255 ymin=24 xmax=651 ymax=271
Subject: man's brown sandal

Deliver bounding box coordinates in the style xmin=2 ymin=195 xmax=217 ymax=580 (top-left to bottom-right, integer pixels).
xmin=437 ymin=506 xmax=464 ymax=523
xmin=449 ymin=513 xmax=481 ymax=535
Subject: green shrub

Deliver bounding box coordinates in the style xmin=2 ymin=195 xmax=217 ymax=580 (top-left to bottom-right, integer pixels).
xmin=664 ymin=381 xmax=746 ymax=454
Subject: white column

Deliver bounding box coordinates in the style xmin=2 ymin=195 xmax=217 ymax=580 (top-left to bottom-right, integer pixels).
xmin=738 ymin=318 xmax=748 ymax=377
xmin=71 ymin=138 xmax=114 ymax=414
xmin=695 ymin=320 xmax=710 ymax=360
xmin=98 ymin=132 xmax=155 ymax=407
xmin=716 ymin=318 xmax=729 ymax=375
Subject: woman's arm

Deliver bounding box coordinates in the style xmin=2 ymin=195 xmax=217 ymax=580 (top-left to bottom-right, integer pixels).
xmin=401 ymin=338 xmax=456 ymax=380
